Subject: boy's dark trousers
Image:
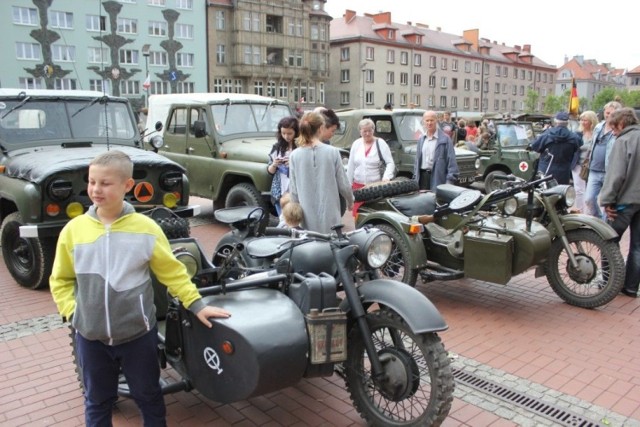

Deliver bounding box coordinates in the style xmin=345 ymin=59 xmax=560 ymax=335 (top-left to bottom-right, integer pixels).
xmin=76 ymin=327 xmax=166 ymax=427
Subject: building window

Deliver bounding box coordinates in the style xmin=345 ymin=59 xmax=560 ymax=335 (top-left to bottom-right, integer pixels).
xmin=55 ymin=78 xmax=78 ymax=91
xmin=340 ymin=47 xmax=350 ymax=61
xmin=215 ymin=10 xmax=225 ymax=30
xmin=176 ymin=0 xmax=193 ymax=9
xmin=503 ymin=67 xmax=508 ymax=77
xmin=366 ymin=47 xmax=375 ymax=61
xmin=213 ymin=78 xmax=223 ymax=93
xmin=386 ymin=93 xmax=394 ymax=106
xmin=452 ymin=59 xmax=458 ymax=71
xmin=474 ymin=62 xmax=480 ymax=74
xmin=310 ymin=23 xmax=319 ymax=40
xmin=429 ymin=56 xmax=436 ymax=68
xmin=464 ymin=61 xmax=471 ymax=73
xmin=15 ymin=42 xmax=41 ymax=60
xmin=223 ymin=79 xmax=233 ymax=93
xmin=495 ymin=65 xmax=501 ymax=77
xmin=19 ymin=77 xmax=43 ymax=89
xmin=119 ymin=49 xmax=139 ymax=65
xmin=494 ymin=100 xmax=500 ymax=110
xmin=149 ymin=51 xmax=168 ymax=66
xmin=176 ymin=82 xmax=194 ymax=93
xmin=120 ymin=80 xmax=140 ymax=95
xmin=451 ymin=96 xmax=457 ymax=108
xmin=440 ymin=76 xmax=447 ymax=89
xmin=494 ymin=82 xmax=500 ymax=93
xmin=148 ymin=21 xmax=167 ymax=36
xmin=441 ymin=58 xmax=447 ymax=70
xmin=463 ymin=97 xmax=470 ymax=109
xmin=387 ymin=49 xmax=394 ymax=63
xmin=234 ymin=80 xmax=243 ymax=93
xmin=398 ymin=51 xmax=408 ymax=65
xmin=428 ymin=95 xmax=435 ymax=107
xmin=86 ymin=15 xmax=105 ymax=32
xmin=89 ymin=79 xmax=110 ymax=93
xmin=452 ymin=78 xmax=458 ymax=90
xmin=176 ymin=23 xmax=193 ymax=39
xmin=484 ymin=63 xmax=490 ymax=75
xmin=365 ymin=69 xmax=374 ymax=83
xmin=148 ymin=0 xmax=166 ymax=6
xmin=400 ymin=72 xmax=408 ymax=85
xmin=464 ymin=79 xmax=470 ymax=91
xmin=267 ymin=81 xmax=276 ymax=97
xmin=341 ymin=70 xmax=350 ymax=83
xmin=414 ymin=53 xmax=421 ymax=67
xmin=254 ymin=81 xmax=263 ymax=95
xmin=520 ymin=85 xmax=525 ymax=96
xmin=474 ymin=80 xmax=480 ymax=92
xmin=414 ymin=74 xmax=421 ymax=86
xmin=512 ymin=85 xmax=517 ymax=95
xmin=12 ymin=6 xmax=38 ymax=25
xmin=513 ymin=68 xmax=518 ymax=79
xmin=49 ymin=10 xmax=73 ymax=29
xmin=340 ymin=92 xmax=350 ymax=105
xmin=400 ymin=93 xmax=407 ymax=106
xmin=413 ymin=94 xmax=420 ymax=107
xmin=52 ymin=45 xmax=76 ymax=62
xmin=176 ymin=52 xmax=194 ymax=67
xmin=439 ymin=96 xmax=447 ymax=108
xmin=243 ymin=12 xmax=260 ymax=31
xmin=88 ymin=47 xmax=109 ymax=63
xmin=474 ymin=98 xmax=479 ymax=109
xmin=216 ymin=44 xmax=225 ymax=64
xmin=388 ymin=29 xmax=395 ymax=39
xmin=117 ymin=18 xmax=137 ymax=34
xmin=429 ymin=74 xmax=436 ymax=88
xmin=288 ymin=49 xmax=302 ymax=67
xmin=365 ymin=91 xmax=374 ymax=105
xmin=279 ymin=82 xmax=288 ymax=98
xmin=386 ymin=71 xmax=394 ymax=84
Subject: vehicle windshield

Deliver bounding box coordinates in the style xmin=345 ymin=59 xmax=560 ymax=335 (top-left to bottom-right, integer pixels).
xmin=495 ymin=123 xmax=535 ymax=147
xmin=0 ymin=98 xmax=136 ymax=146
xmin=210 ymin=102 xmax=291 ymax=136
xmin=396 ymin=113 xmax=425 ymax=142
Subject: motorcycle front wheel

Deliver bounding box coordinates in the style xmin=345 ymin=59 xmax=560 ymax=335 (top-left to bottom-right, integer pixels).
xmin=545 ymin=229 xmax=625 ymax=308
xmin=344 ymin=309 xmax=454 ymax=427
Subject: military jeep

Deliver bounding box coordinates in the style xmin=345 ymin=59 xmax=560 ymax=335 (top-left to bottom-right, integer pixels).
xmin=329 ymin=108 xmax=478 ymax=186
xmin=475 ymin=121 xmax=539 ymax=192
xmin=145 ymin=93 xmax=293 ymax=213
xmin=0 ymin=89 xmax=197 ymax=289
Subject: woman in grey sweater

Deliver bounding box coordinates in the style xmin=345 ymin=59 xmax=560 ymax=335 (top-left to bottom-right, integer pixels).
xmin=289 ymin=111 xmax=353 ymax=233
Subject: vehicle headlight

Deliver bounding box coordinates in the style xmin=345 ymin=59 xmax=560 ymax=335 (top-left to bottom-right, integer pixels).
xmin=503 ymin=197 xmax=518 ymax=215
xmin=160 ymin=170 xmax=182 ymax=190
xmin=349 ymin=228 xmax=392 ymax=269
xmin=150 ymin=135 xmax=164 ymax=149
xmin=475 ymin=158 xmax=481 ymax=169
xmin=47 ymin=179 xmax=73 ymax=201
xmin=564 ymin=186 xmax=576 ymax=207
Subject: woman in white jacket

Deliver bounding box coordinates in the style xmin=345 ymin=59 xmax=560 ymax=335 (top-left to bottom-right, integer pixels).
xmin=346 ymin=118 xmax=395 ymax=215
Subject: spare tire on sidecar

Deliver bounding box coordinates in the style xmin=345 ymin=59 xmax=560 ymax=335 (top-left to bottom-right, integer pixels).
xmin=353 ymin=177 xmax=419 ymax=202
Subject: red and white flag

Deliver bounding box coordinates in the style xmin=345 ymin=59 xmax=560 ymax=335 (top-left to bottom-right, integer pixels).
xmin=143 ymin=74 xmax=151 ymax=90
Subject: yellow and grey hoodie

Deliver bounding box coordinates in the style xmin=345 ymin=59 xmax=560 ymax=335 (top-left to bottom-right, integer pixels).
xmin=50 ymin=202 xmax=205 ymax=346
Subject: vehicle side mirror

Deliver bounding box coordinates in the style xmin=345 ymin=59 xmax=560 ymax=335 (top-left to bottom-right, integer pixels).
xmin=193 ymin=120 xmax=207 ymax=138
xmin=155 ymin=121 xmax=163 ymax=132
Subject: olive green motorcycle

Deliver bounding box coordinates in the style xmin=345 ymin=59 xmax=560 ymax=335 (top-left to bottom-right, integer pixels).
xmin=354 ymin=176 xmax=625 ymax=309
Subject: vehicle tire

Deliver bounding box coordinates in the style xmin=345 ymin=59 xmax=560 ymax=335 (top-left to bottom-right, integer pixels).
xmin=344 ymin=309 xmax=454 ymax=427
xmin=0 ymin=212 xmax=55 ymax=290
xmin=484 ymin=170 xmax=508 ymax=193
xmin=545 ymin=229 xmax=625 ymax=308
xmin=225 ymin=183 xmax=268 ymax=210
xmin=156 ymin=216 xmax=190 ymax=239
xmin=375 ymin=223 xmax=418 ymax=287
xmin=354 ymin=179 xmax=419 ymax=202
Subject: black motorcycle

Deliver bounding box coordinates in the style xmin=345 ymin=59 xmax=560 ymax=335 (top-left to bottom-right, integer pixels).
xmin=71 ymin=220 xmax=455 ymax=426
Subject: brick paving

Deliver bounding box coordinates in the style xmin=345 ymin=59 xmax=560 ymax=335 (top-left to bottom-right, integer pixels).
xmin=1 ymin=197 xmax=639 ymax=426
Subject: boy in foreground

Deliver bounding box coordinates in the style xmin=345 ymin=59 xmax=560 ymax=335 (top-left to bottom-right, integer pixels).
xmin=50 ymin=150 xmax=231 ymax=426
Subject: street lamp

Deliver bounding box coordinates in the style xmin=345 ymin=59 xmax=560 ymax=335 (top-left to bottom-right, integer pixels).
xmin=142 ymin=44 xmax=151 ymax=108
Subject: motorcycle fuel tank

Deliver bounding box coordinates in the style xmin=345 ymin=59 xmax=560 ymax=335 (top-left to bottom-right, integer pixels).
xmin=181 ymin=288 xmax=308 ymax=403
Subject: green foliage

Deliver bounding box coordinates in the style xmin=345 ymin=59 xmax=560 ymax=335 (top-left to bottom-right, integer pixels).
xmin=543 ymin=95 xmax=565 ymax=114
xmin=525 ymin=89 xmax=539 ymax=113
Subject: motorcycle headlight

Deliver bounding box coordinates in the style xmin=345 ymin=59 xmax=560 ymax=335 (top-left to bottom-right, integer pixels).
xmin=503 ymin=197 xmax=518 ymax=215
xmin=150 ymin=135 xmax=164 ymax=149
xmin=564 ymin=186 xmax=576 ymax=207
xmin=349 ymin=229 xmax=392 ymax=269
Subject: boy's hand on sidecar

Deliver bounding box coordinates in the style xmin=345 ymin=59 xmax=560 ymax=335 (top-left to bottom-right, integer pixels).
xmin=196 ymin=306 xmax=231 ymax=328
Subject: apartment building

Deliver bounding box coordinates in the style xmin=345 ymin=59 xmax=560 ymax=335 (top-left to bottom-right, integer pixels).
xmin=328 ymin=10 xmax=557 ymax=115
xmin=2 ymin=0 xmax=206 ymax=112
xmin=206 ymin=0 xmax=331 ymax=110
xmin=557 ymin=56 xmax=628 ymax=108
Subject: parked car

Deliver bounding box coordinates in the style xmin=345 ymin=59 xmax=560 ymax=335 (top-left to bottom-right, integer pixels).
xmin=0 ymin=89 xmax=197 ymax=289
xmin=145 ymin=93 xmax=293 ymax=213
xmin=330 ymin=108 xmax=478 ymax=186
xmin=475 ymin=120 xmax=539 ymax=192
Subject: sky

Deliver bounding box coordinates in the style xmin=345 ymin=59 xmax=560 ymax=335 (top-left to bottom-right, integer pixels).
xmin=324 ymin=1 xmax=639 ymax=71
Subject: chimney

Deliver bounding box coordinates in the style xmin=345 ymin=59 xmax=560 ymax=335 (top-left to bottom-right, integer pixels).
xmin=514 ymin=45 xmax=521 ymax=51
xmin=344 ymin=9 xmax=356 ymax=22
xmin=462 ymin=29 xmax=479 ymax=51
xmin=523 ymin=44 xmax=531 ymax=53
xmin=407 ymin=21 xmax=412 ymax=26
xmin=436 ymin=26 xmax=441 ymax=31
xmin=372 ymin=12 xmax=391 ymax=24
xmin=416 ymin=22 xmax=429 ymax=29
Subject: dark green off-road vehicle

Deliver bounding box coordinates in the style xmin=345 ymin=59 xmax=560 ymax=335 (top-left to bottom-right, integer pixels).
xmin=0 ymin=89 xmax=197 ymax=289
xmin=330 ymin=108 xmax=478 ymax=186
xmin=475 ymin=121 xmax=539 ymax=192
xmin=145 ymin=93 xmax=294 ymax=214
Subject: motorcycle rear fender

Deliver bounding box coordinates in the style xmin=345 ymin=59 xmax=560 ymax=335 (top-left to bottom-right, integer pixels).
xmin=340 ymin=280 xmax=447 ymax=334
xmin=558 ymin=214 xmax=619 ymax=240
xmin=356 ymin=211 xmax=427 ymax=270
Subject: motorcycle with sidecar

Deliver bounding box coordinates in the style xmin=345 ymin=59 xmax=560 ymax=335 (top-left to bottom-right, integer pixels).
xmin=70 ymin=219 xmax=455 ymax=426
xmin=354 ymin=175 xmax=625 ymax=308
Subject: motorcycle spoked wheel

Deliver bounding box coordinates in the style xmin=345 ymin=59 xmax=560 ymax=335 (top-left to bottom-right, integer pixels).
xmin=545 ymin=229 xmax=625 ymax=308
xmin=375 ymin=224 xmax=418 ymax=287
xmin=344 ymin=309 xmax=454 ymax=427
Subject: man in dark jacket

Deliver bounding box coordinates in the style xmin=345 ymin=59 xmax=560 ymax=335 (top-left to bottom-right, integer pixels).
xmin=530 ymin=112 xmax=581 ymax=184
xmin=413 ymin=110 xmax=459 ymax=190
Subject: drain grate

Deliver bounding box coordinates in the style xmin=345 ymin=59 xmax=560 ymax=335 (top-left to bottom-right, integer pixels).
xmin=453 ymin=368 xmax=602 ymax=427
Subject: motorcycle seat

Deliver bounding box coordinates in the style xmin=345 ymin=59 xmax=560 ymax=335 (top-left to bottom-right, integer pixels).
xmin=390 ymin=191 xmax=437 ymax=217
xmin=214 ymin=206 xmax=266 ymax=226
xmin=425 ymin=223 xmax=464 ymax=257
xmin=435 ymin=184 xmax=470 ymax=204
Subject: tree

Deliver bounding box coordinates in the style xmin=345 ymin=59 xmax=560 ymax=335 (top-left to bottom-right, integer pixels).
xmin=543 ymin=95 xmax=564 ymax=114
xmin=525 ymin=89 xmax=539 ymax=113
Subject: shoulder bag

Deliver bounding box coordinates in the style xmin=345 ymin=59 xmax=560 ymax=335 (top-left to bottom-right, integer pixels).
xmin=375 ymin=138 xmax=395 ymax=179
